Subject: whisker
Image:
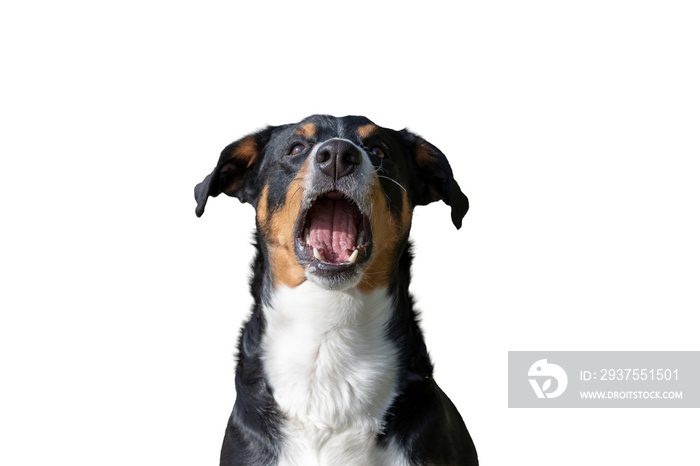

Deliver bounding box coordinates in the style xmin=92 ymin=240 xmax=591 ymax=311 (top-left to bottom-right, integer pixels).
xmin=374 ymin=161 xmax=389 ymax=175
xmin=287 ymin=178 xmax=306 ymax=221
xmin=377 ymin=175 xmax=407 ymax=192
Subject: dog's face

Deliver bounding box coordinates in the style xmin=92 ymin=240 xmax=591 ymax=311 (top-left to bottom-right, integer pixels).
xmin=195 ymin=115 xmax=468 ymax=291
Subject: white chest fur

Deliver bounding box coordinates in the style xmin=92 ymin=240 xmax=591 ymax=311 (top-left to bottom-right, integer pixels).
xmin=262 ymin=282 xmax=408 ymax=465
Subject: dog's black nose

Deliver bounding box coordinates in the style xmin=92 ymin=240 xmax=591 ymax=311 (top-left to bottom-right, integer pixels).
xmin=315 ymin=139 xmax=362 ymax=180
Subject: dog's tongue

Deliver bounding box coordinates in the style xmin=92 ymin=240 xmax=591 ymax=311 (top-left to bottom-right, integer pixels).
xmin=307 ymin=198 xmax=359 ymax=263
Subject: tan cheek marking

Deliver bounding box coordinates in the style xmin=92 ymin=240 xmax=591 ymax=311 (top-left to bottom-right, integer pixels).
xmin=357 ymin=124 xmax=378 ymax=139
xmin=294 ymin=123 xmax=317 ymax=139
xmin=358 ymin=186 xmax=412 ymax=293
xmin=256 ymin=183 xmax=270 ymax=228
xmin=268 ymin=247 xmax=306 ymax=289
xmin=261 ymin=159 xmax=313 ymax=289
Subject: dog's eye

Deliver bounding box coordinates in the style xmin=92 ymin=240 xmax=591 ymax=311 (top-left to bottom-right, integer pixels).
xmin=289 ymin=144 xmax=306 ymax=156
xmin=370 ymin=146 xmax=386 ymax=158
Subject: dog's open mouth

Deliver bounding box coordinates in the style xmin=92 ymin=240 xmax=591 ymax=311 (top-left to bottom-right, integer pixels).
xmin=295 ymin=191 xmax=372 ymax=268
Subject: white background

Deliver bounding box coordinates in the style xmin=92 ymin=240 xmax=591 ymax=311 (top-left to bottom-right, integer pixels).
xmin=1 ymin=1 xmax=698 ymax=465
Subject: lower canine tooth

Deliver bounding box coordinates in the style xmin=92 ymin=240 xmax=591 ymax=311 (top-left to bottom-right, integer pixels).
xmin=313 ymin=247 xmax=323 ymax=260
xmin=348 ymin=249 xmax=358 ymax=264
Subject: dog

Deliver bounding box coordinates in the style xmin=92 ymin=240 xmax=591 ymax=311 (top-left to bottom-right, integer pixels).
xmin=195 ymin=115 xmax=478 ymax=465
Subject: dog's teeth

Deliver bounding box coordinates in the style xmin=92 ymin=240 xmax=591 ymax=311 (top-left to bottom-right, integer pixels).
xmin=348 ymin=249 xmax=358 ymax=264
xmin=357 ymin=231 xmax=366 ymax=246
xmin=313 ymin=247 xmax=323 ymax=260
xmin=304 ymin=228 xmax=310 ymax=245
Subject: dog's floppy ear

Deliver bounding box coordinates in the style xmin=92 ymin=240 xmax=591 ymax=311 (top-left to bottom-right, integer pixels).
xmin=401 ymin=130 xmax=469 ymax=229
xmin=194 ymin=126 xmax=275 ymax=217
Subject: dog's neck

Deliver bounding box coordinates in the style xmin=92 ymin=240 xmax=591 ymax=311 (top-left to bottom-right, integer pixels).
xmin=261 ymin=282 xmax=399 ymax=434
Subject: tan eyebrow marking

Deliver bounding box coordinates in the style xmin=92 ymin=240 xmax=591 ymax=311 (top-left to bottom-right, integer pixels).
xmin=357 ymin=124 xmax=378 ymax=139
xmin=294 ymin=123 xmax=317 ymax=139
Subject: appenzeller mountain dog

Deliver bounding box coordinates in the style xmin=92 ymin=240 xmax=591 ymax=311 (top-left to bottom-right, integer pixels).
xmin=195 ymin=115 xmax=478 ymax=465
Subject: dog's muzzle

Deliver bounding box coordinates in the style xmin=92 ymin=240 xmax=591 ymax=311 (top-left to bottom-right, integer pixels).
xmin=293 ymin=139 xmax=374 ymax=285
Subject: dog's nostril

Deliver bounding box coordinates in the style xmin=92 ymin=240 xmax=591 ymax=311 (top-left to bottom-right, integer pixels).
xmin=316 ymin=149 xmax=332 ymax=164
xmin=343 ymin=151 xmax=361 ymax=166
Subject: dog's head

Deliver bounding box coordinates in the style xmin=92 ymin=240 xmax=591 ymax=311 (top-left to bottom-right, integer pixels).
xmin=195 ymin=115 xmax=468 ymax=291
